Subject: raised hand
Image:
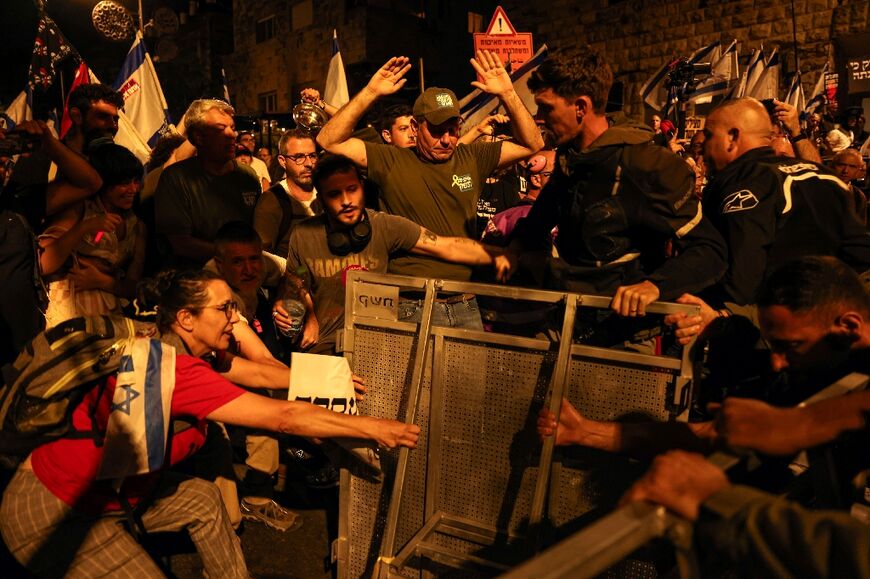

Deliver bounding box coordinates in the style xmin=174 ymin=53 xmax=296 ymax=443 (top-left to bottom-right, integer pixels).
xmin=470 ymin=49 xmax=513 ymax=97
xmin=366 ymin=57 xmax=412 ymax=97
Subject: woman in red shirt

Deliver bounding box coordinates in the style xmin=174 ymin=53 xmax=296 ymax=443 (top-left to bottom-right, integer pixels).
xmin=0 ymin=269 xmax=419 ymax=578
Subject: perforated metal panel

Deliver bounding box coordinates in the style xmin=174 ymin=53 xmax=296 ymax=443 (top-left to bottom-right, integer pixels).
xmin=338 ymin=272 xmax=696 ymax=578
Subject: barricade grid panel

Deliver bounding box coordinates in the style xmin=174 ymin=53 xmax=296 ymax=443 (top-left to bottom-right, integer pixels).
xmin=347 ymin=325 xmax=420 ymax=579
xmin=568 ymin=356 xmax=676 ymax=423
xmin=437 ymin=340 xmax=553 ymax=538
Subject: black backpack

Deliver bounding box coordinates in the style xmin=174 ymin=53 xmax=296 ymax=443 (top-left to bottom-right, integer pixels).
xmin=0 ymin=315 xmax=155 ymax=458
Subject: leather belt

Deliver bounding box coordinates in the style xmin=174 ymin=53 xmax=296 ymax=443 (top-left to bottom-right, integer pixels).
xmin=402 ymin=292 xmax=476 ymax=304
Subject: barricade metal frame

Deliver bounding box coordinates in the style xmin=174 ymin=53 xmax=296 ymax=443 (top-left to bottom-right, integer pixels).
xmin=498 ymin=371 xmax=870 ymax=579
xmin=334 ymin=271 xmax=700 ymax=578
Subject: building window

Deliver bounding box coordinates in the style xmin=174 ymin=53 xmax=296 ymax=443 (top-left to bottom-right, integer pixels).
xmin=468 ymin=12 xmax=483 ymax=33
xmin=255 ymin=16 xmax=275 ymax=43
xmin=259 ymin=91 xmax=277 ymax=113
xmin=292 ymin=0 xmax=313 ymax=31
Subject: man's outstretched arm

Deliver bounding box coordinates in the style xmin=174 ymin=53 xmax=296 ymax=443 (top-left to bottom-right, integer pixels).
xmin=316 ymin=56 xmax=412 ymax=168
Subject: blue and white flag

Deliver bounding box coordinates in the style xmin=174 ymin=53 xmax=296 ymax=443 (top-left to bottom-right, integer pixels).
xmin=324 ymin=29 xmax=349 ymax=109
xmin=639 ymin=59 xmax=672 ymax=111
xmin=460 ymin=44 xmax=548 ymax=135
xmin=747 ymin=48 xmax=780 ymax=100
xmin=690 ymin=40 xmax=738 ymax=104
xmin=0 ymin=89 xmax=32 ymax=131
xmin=732 ymin=47 xmax=764 ymax=99
xmin=113 ymin=31 xmax=171 ymax=147
xmin=97 ymin=338 xmax=176 ymax=481
xmin=88 ymin=68 xmax=151 ymax=163
xmin=785 ymin=70 xmax=805 ymax=112
xmin=804 ymin=63 xmax=828 ymax=114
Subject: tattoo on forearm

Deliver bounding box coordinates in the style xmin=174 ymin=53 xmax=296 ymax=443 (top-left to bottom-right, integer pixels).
xmin=422 ymin=229 xmax=438 ymax=245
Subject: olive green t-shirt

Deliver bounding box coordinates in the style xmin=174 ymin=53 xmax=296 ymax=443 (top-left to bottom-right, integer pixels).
xmin=287 ymin=209 xmax=421 ymax=349
xmin=364 ymin=141 xmax=502 ymax=280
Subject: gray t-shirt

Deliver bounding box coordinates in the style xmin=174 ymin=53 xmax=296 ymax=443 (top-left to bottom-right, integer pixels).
xmin=155 ymin=157 xmax=260 ymax=267
xmin=364 ymin=141 xmax=501 ymax=280
xmin=287 ymin=209 xmax=420 ymax=348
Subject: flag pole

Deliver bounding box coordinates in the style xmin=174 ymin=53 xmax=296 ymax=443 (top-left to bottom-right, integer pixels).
xmin=790 ymin=0 xmax=799 ymax=73
xmin=138 ymin=0 xmax=145 ymax=35
xmin=418 ymin=57 xmax=425 ymax=93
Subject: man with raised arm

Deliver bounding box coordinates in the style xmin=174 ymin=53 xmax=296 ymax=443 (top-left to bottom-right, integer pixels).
xmin=316 ymin=51 xmax=542 ymax=329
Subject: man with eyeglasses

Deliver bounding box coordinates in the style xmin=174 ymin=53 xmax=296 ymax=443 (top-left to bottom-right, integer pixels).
xmin=236 ymin=131 xmax=271 ymax=191
xmin=830 ymin=148 xmax=868 ymax=226
xmin=254 ymin=129 xmax=323 ymax=259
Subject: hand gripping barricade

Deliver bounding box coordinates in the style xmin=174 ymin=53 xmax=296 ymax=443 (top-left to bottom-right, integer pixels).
xmin=332 ymin=271 xmax=701 ymax=578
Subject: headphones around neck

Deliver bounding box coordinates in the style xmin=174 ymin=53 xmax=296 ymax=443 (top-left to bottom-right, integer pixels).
xmin=326 ymin=210 xmax=372 ymax=256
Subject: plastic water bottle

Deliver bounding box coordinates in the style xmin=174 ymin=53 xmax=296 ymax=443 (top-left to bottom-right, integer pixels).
xmin=280 ymin=298 xmax=306 ymax=341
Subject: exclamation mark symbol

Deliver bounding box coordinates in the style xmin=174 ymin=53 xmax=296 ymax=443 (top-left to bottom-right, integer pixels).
xmin=498 ymin=17 xmax=503 ymax=32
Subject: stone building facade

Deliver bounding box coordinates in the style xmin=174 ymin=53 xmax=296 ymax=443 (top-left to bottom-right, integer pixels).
xmin=224 ymin=0 xmax=501 ymax=116
xmin=499 ymin=0 xmax=870 ymax=119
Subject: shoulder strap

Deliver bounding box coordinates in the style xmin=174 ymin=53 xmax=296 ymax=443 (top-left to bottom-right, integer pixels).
xmin=272 ymin=185 xmax=296 ymax=250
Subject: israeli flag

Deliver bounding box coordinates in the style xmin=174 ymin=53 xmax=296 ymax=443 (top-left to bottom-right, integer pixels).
xmin=639 ymin=60 xmax=672 ymax=111
xmin=97 ymin=338 xmax=176 ymax=481
xmin=113 ymin=31 xmax=171 ymax=148
xmin=690 ymin=40 xmax=738 ymax=104
xmin=804 ymin=63 xmax=828 ymax=114
xmin=0 ymin=88 xmax=32 ymax=131
xmin=324 ymin=29 xmax=349 ymax=109
xmin=747 ymin=48 xmax=780 ymax=100
xmin=88 ymin=68 xmax=151 ymax=163
xmin=460 ymin=44 xmax=548 ymax=135
xmin=731 ymin=47 xmax=764 ymax=99
xmin=785 ymin=71 xmax=805 ymax=112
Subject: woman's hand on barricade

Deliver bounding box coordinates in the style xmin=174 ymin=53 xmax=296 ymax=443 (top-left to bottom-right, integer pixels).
xmin=664 ymin=294 xmax=721 ymax=345
xmin=372 ymin=418 xmax=420 ymax=449
xmin=611 ymin=280 xmax=660 ymax=317
xmin=618 ymin=450 xmax=729 ymax=521
xmin=538 ymin=398 xmax=582 ymax=446
xmin=352 ymin=374 xmax=367 ymax=401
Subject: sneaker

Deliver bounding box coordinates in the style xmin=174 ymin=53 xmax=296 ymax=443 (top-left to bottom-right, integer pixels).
xmin=240 ymin=499 xmax=303 ymax=532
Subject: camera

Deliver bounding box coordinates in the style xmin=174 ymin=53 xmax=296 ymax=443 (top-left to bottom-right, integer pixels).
xmin=0 ymin=132 xmax=41 ymax=157
xmin=666 ymin=59 xmax=713 ymax=98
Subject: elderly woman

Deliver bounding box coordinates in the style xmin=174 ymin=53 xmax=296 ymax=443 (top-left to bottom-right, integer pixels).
xmin=0 ymin=269 xmax=418 ymax=578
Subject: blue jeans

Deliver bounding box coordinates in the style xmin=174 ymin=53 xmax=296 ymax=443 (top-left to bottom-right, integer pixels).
xmin=398 ymin=296 xmax=484 ymax=330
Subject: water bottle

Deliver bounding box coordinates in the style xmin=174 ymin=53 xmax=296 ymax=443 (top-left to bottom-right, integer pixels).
xmin=280 ymin=298 xmax=306 ymax=341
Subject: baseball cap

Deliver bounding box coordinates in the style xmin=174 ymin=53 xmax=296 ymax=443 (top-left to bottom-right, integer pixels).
xmin=413 ymin=87 xmax=461 ymax=126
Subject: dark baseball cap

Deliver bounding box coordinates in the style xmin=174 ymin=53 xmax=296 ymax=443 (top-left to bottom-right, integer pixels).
xmin=413 ymin=87 xmax=461 ymax=126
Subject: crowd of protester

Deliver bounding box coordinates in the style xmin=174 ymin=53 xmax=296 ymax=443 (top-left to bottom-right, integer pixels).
xmin=0 ymin=45 xmax=868 ymax=577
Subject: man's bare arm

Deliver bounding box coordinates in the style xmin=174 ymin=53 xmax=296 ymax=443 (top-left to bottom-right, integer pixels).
xmin=410 ymin=227 xmax=504 ymax=266
xmin=469 ymin=50 xmax=543 ymax=168
xmin=316 ymin=56 xmax=412 ymax=167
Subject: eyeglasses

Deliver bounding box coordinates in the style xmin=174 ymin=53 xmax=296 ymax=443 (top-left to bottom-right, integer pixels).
xmin=202 ymin=301 xmax=239 ymax=319
xmin=280 ymin=152 xmax=319 ymax=165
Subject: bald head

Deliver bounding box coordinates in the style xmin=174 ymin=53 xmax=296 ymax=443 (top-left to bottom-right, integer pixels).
xmin=832 ymin=148 xmax=866 ymax=184
xmin=703 ymin=98 xmax=773 ymax=172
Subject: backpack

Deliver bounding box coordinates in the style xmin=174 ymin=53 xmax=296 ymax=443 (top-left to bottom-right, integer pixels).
xmin=0 ymin=315 xmax=155 ymax=459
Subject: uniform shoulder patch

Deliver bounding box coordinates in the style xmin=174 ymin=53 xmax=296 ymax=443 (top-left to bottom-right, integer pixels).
xmin=721 ymin=189 xmax=759 ymax=214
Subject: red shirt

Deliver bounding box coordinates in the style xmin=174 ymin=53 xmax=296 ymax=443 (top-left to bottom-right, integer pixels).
xmin=31 ymin=355 xmax=245 ymax=513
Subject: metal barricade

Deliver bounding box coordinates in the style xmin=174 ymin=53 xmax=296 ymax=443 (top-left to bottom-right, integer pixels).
xmin=334 ymin=271 xmax=699 ymax=578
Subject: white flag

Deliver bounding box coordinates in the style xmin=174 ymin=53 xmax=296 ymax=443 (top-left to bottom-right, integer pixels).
xmin=639 ymin=60 xmax=672 ymax=111
xmin=88 ymin=69 xmax=152 ymax=163
xmin=460 ymin=45 xmax=548 ymax=135
xmin=734 ymin=47 xmax=764 ymax=98
xmin=747 ymin=48 xmax=780 ymax=101
xmin=324 ymin=30 xmax=349 ymax=109
xmin=113 ymin=31 xmax=172 ymax=147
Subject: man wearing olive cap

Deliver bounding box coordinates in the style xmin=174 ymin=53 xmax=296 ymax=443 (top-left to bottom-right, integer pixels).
xmin=316 ymin=51 xmax=542 ymax=328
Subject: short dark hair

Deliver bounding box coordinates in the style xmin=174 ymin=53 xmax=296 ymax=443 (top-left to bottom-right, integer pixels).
xmin=375 ymin=104 xmax=414 ymax=136
xmin=68 ymin=84 xmax=124 ymax=116
xmin=757 ymin=257 xmax=870 ymax=317
xmin=527 ymin=46 xmax=613 ymax=114
xmin=215 ymin=220 xmax=262 ymax=248
xmin=88 ymin=143 xmax=143 ymax=189
xmin=312 ymin=153 xmax=362 ymax=191
xmin=278 ymin=128 xmax=315 ymax=155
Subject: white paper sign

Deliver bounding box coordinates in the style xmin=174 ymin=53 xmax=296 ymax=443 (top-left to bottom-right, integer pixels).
xmin=288 ymin=352 xmax=358 ymax=415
